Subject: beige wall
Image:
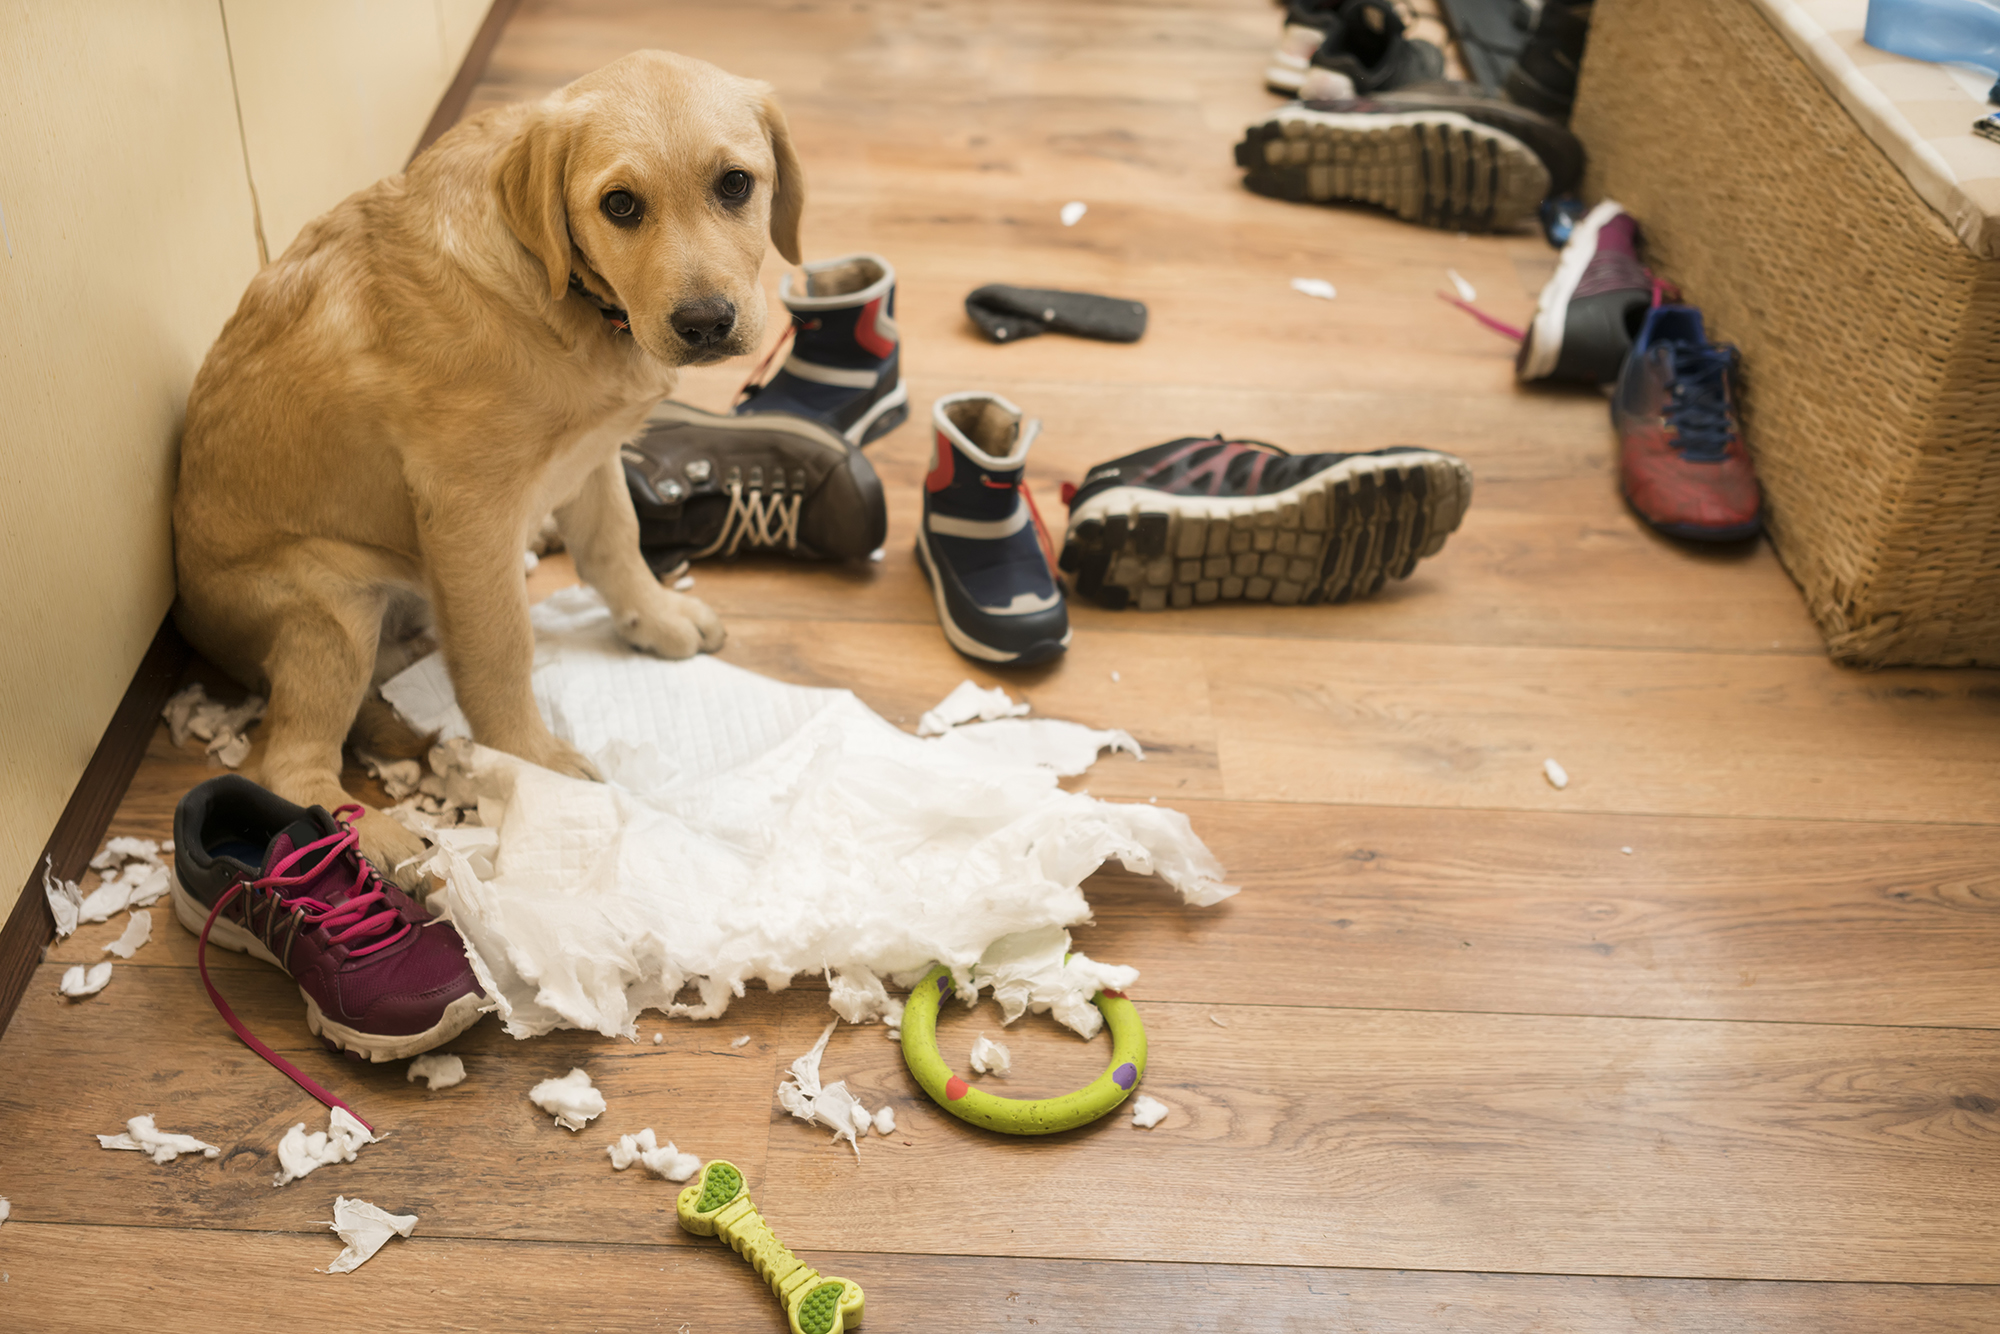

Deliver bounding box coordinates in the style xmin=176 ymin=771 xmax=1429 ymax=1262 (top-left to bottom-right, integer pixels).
xmin=0 ymin=1 xmax=486 ymax=922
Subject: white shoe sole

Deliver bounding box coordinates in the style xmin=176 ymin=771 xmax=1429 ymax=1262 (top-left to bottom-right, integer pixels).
xmin=1060 ymin=451 xmax=1473 ymax=611
xmin=1239 ymin=107 xmax=1550 ymax=233
xmin=172 ymin=872 xmax=486 ymax=1062
xmin=1518 ymin=199 xmax=1628 ymax=381
xmin=844 ymin=379 xmax=909 ymax=445
xmin=913 ymin=532 xmax=1073 ymax=664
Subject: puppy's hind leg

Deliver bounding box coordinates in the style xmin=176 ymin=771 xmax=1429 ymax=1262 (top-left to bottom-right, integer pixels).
xmin=254 ymin=590 xmax=429 ymax=887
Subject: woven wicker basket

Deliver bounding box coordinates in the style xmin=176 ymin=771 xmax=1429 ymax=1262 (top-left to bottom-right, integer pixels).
xmin=1573 ymin=0 xmax=2000 ymax=667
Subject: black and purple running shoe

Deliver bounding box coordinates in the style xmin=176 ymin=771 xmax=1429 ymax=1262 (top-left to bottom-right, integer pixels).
xmin=1059 ymin=436 xmax=1473 ymax=610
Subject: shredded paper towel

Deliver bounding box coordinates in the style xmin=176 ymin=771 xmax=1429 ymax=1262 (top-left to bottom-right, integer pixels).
xmin=380 ymin=588 xmax=1235 ymax=1042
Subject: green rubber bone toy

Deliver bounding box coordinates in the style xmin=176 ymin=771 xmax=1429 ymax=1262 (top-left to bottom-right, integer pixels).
xmin=675 ymin=1160 xmax=866 ymax=1334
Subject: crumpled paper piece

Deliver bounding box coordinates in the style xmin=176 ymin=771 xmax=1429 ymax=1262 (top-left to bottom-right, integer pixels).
xmin=273 ymin=1108 xmax=383 ymax=1187
xmin=97 ymin=1115 xmax=220 ymax=1164
xmin=163 ymin=682 xmax=265 ymax=767
xmin=60 ymin=962 xmax=113 ymax=997
xmin=321 ymin=1196 xmax=417 ymax=1274
xmin=606 ymin=1127 xmax=701 ymax=1181
xmin=775 ymin=1020 xmax=880 ymax=1158
xmin=382 ymin=588 xmax=1233 ymax=1042
xmin=0 ymin=1195 xmax=10 ymax=1227
xmin=102 ymin=910 xmax=152 ymax=959
xmin=872 ymin=1106 xmax=895 ymax=1135
xmin=1131 ymin=1094 xmax=1169 ymax=1128
xmin=916 ymin=680 xmax=1031 ymax=736
xmin=970 ymin=925 xmax=1139 ymax=1042
xmin=406 ymin=1054 xmax=466 ymax=1090
xmin=969 ymin=1034 xmax=1011 ymax=1077
xmin=43 ymin=857 xmax=81 ymax=939
xmin=530 ymin=1068 xmax=605 ymax=1131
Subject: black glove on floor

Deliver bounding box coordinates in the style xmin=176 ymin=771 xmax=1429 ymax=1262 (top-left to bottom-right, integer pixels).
xmin=965 ymin=285 xmax=1148 ymax=344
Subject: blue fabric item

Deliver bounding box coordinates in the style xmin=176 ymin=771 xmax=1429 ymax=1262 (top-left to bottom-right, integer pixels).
xmin=1865 ymin=0 xmax=2000 ymax=78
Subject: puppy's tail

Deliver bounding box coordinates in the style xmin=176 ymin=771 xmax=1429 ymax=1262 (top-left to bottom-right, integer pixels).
xmin=349 ymin=693 xmax=438 ymax=762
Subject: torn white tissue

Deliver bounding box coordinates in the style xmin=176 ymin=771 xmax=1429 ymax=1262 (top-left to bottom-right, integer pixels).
xmin=60 ymin=962 xmax=113 ymax=997
xmin=776 ymin=1020 xmax=870 ymax=1157
xmin=97 ymin=1115 xmax=220 ymax=1164
xmin=42 ymin=857 xmax=80 ymax=940
xmin=531 ymin=1068 xmax=605 ymax=1131
xmin=969 ymin=1034 xmax=1012 ymax=1077
xmin=731 ymin=1034 xmax=751 ymax=1049
xmin=162 ymin=682 xmax=265 ymax=768
xmin=1208 ymin=1013 xmax=1227 ymax=1028
xmin=1620 ymin=846 xmax=1635 ymax=856
xmin=868 ymin=547 xmax=885 ymax=562
xmin=322 ymin=1196 xmax=417 ymax=1274
xmin=91 ymin=837 xmax=159 ymax=870
xmin=673 ymin=574 xmax=696 ymax=592
xmin=653 ymin=1032 xmax=664 ymax=1045
xmin=0 ymin=1196 xmax=9 ymax=1227
xmin=77 ymin=862 xmax=169 ymax=924
xmin=872 ymin=1106 xmax=895 ymax=1136
xmin=917 ymin=680 xmax=1031 ymax=736
xmin=406 ymin=1053 xmax=466 ymax=1090
xmin=1543 ymin=758 xmax=1570 ymax=790
xmin=1447 ymin=268 xmax=1477 ymax=302
xmin=383 ymin=588 xmax=1233 ymax=1041
xmin=102 ymin=910 xmax=152 ymax=959
xmin=607 ymin=1128 xmax=702 ymax=1181
xmin=970 ymin=925 xmax=1140 ymax=1042
xmin=274 ymin=1108 xmax=384 ymax=1187
xmin=1060 ymin=200 xmax=1087 ymax=226
xmin=1110 ymin=671 xmax=1121 ymax=683
xmin=1291 ymin=277 xmax=1337 ymax=301
xmin=1130 ymin=1094 xmax=1169 ymax=1129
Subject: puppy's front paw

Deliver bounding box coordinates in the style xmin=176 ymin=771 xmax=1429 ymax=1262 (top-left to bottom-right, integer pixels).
xmin=356 ymin=808 xmax=433 ymax=892
xmin=615 ymin=591 xmax=726 ymax=659
xmin=523 ymin=734 xmax=603 ymax=782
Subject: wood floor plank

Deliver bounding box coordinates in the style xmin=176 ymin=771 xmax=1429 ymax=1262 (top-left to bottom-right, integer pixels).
xmin=7 ymin=1224 xmax=1993 ymax=1334
xmin=757 ymin=994 xmax=2000 ymax=1283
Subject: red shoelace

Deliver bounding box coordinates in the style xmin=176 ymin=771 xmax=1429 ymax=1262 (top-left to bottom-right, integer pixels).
xmin=196 ymin=804 xmax=410 ymax=1131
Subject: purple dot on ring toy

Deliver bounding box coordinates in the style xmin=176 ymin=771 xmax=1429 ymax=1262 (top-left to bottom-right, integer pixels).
xmin=936 ymin=974 xmax=950 ymax=996
xmin=1112 ymin=1063 xmax=1137 ymax=1090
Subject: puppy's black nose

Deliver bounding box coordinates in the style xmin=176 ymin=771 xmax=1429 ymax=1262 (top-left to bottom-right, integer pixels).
xmin=671 ymin=297 xmax=736 ymax=348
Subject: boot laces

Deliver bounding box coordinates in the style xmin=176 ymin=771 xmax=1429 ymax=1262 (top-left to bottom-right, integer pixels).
xmin=734 ymin=320 xmax=798 ymax=406
xmin=1663 ymin=344 xmax=1738 ymax=462
xmin=196 ymin=803 xmax=404 ymax=1131
xmin=702 ymin=472 xmax=805 ymax=558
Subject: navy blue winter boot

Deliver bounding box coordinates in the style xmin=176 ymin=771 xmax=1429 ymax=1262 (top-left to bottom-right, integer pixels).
xmin=916 ymin=392 xmax=1070 ymax=665
xmin=735 ymin=252 xmax=908 ymax=446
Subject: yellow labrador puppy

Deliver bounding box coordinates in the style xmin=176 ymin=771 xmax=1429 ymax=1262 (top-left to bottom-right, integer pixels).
xmin=174 ymin=50 xmax=802 ymax=877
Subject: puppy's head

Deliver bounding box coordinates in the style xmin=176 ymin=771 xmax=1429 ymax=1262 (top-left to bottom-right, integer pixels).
xmin=493 ymin=50 xmax=804 ymax=365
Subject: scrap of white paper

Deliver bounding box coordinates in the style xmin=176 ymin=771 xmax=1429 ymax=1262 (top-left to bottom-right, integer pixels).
xmin=873 ymin=1106 xmax=895 ymax=1136
xmin=1447 ymin=268 xmax=1477 ymax=302
xmin=1130 ymin=1094 xmax=1169 ymax=1128
xmin=60 ymin=962 xmax=112 ymax=997
xmin=730 ymin=1034 xmax=751 ymax=1049
xmin=776 ymin=1020 xmax=874 ymax=1157
xmin=1291 ymin=277 xmax=1337 ymax=300
xmin=917 ymin=680 xmax=1032 ymax=736
xmin=530 ymin=1068 xmax=605 ymax=1131
xmin=321 ymin=1196 xmax=417 ymax=1274
xmin=43 ymin=858 xmax=81 ymax=940
xmin=607 ymin=1128 xmax=702 ymax=1181
xmin=1060 ymin=201 xmax=1087 ymax=226
xmin=274 ymin=1108 xmax=384 ymax=1187
xmin=1543 ymin=758 xmax=1570 ymax=790
xmin=406 ymin=1053 xmax=466 ymax=1090
xmin=969 ymin=1034 xmax=1012 ymax=1077
xmin=102 ymin=910 xmax=152 ymax=959
xmin=97 ymin=1115 xmax=220 ymax=1164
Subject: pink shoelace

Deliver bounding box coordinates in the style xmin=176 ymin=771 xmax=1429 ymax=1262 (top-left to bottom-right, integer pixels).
xmin=196 ymin=804 xmax=410 ymax=1132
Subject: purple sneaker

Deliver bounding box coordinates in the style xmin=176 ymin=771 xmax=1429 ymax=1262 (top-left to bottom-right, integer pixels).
xmin=172 ymin=775 xmax=484 ymax=1115
xmin=1517 ymin=200 xmax=1655 ymax=385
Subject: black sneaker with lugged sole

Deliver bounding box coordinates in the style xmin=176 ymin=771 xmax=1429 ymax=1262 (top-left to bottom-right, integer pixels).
xmin=1235 ymin=84 xmax=1580 ymax=232
xmin=1058 ymin=437 xmax=1473 ymax=610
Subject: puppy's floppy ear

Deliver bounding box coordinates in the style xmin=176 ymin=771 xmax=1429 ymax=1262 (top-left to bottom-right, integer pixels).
xmin=756 ymin=86 xmax=806 ymax=265
xmin=492 ymin=107 xmax=575 ymax=302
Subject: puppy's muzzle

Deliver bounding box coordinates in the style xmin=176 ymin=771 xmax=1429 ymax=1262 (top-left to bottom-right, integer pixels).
xmin=671 ymin=297 xmax=737 ymax=351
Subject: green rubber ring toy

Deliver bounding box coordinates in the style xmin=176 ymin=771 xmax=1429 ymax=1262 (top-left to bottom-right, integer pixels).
xmin=899 ymin=962 xmax=1147 ymax=1134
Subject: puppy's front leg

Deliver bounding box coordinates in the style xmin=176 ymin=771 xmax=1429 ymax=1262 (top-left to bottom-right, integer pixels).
xmin=558 ymin=455 xmax=725 ymax=658
xmin=421 ymin=506 xmax=599 ymax=780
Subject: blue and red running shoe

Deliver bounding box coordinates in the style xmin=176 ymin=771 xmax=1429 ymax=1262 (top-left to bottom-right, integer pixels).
xmin=1059 ymin=436 xmax=1472 ymax=610
xmin=1612 ymin=305 xmax=1762 ymax=541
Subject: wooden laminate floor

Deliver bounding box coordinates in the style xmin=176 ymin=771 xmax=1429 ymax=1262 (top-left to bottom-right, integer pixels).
xmin=6 ymin=2 xmax=2000 ymax=1330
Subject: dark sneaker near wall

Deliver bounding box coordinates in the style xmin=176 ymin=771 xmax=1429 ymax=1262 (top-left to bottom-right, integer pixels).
xmin=916 ymin=392 xmax=1070 ymax=665
xmin=624 ymin=400 xmax=887 ymax=575
xmin=1504 ymin=0 xmax=1593 ymax=122
xmin=1612 ymin=305 xmax=1762 ymax=541
xmin=1060 ymin=437 xmax=1474 ymax=610
xmin=1517 ymin=199 xmax=1653 ymax=386
xmin=735 ymin=252 xmax=908 ymax=446
xmin=1235 ymin=83 xmax=1581 ymax=232
xmin=1305 ymin=0 xmax=1446 ymax=97
xmin=172 ymin=776 xmax=485 ymax=1066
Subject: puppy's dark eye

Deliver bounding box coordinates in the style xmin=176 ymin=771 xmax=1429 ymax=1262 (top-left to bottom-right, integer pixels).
xmin=717 ymin=169 xmax=752 ymax=202
xmin=601 ymin=190 xmax=641 ymax=225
